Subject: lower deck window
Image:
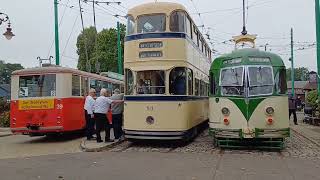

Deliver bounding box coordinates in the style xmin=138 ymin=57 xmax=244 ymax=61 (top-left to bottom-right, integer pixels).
xmin=136 ymin=70 xmax=165 ymax=94
xmin=19 ymin=74 xmax=56 ymax=98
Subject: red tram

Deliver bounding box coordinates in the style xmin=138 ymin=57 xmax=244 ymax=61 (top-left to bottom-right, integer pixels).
xmin=10 ymin=66 xmax=123 ymax=136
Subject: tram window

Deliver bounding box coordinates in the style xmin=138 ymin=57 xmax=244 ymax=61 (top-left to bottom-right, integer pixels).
xmin=136 ymin=70 xmax=165 ymax=94
xmin=137 ymin=14 xmax=165 ymax=33
xmin=72 ymin=75 xmax=81 ymax=96
xmin=186 ymin=17 xmax=192 ymax=38
xmin=248 ymin=66 xmax=274 ymax=96
xmin=170 ymin=11 xmax=185 ymax=32
xmin=90 ymin=79 xmax=101 ymax=95
xmin=275 ymin=68 xmax=287 ymax=94
xmin=126 ymin=15 xmax=135 ymax=35
xmin=81 ymin=77 xmax=89 ymax=96
xmin=125 ymin=69 xmax=134 ymax=95
xmin=195 ymin=79 xmax=200 ymax=96
xmin=210 ymin=73 xmax=215 ymax=95
xmin=193 ymin=27 xmax=199 ymax=46
xmin=220 ymin=67 xmax=245 ymax=96
xmin=169 ymin=67 xmax=187 ymax=95
xmin=188 ymin=69 xmax=193 ymax=95
xmin=19 ymin=74 xmax=56 ymax=98
xmin=113 ymin=83 xmax=121 ymax=93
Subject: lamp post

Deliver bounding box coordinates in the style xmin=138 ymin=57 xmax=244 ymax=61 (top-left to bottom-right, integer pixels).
xmin=0 ymin=12 xmax=15 ymax=40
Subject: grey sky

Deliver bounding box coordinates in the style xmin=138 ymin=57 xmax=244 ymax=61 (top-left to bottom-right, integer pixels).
xmin=0 ymin=0 xmax=318 ymax=71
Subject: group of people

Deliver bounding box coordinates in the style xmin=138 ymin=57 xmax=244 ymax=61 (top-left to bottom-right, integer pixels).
xmin=84 ymin=88 xmax=124 ymax=143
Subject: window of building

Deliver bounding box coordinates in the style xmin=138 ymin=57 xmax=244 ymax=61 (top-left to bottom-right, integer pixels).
xmin=19 ymin=74 xmax=56 ymax=98
xmin=137 ymin=14 xmax=166 ymax=33
xmin=195 ymin=78 xmax=200 ymax=96
xmin=126 ymin=15 xmax=135 ymax=35
xmin=72 ymin=75 xmax=81 ymax=96
xmin=125 ymin=69 xmax=134 ymax=95
xmin=169 ymin=67 xmax=187 ymax=95
xmin=188 ymin=69 xmax=193 ymax=95
xmin=170 ymin=11 xmax=186 ymax=32
xmin=136 ymin=70 xmax=165 ymax=94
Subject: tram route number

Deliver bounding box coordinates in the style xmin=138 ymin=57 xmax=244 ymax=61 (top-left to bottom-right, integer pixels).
xmin=18 ymin=99 xmax=55 ymax=110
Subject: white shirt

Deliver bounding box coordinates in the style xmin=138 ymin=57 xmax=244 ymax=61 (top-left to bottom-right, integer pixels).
xmin=84 ymin=96 xmax=95 ymax=115
xmin=94 ymin=96 xmax=113 ymax=114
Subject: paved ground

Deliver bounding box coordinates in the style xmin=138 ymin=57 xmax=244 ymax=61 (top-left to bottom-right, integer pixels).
xmin=0 ymin=133 xmax=82 ymax=159
xmin=0 ymin=151 xmax=320 ymax=180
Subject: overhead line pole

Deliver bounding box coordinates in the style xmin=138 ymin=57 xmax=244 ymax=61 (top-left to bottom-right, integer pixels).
xmin=117 ymin=22 xmax=123 ymax=74
xmin=315 ymin=0 xmax=320 ymax=98
xmin=54 ymin=0 xmax=60 ymax=65
xmin=290 ymin=28 xmax=295 ymax=97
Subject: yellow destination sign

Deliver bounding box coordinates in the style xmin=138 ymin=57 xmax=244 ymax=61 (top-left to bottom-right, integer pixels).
xmin=19 ymin=99 xmax=55 ymax=110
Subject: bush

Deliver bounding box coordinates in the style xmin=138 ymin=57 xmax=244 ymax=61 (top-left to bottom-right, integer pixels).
xmin=0 ymin=111 xmax=10 ymax=127
xmin=306 ymin=90 xmax=320 ymax=117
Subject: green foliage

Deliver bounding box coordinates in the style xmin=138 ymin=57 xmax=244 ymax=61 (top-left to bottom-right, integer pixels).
xmin=306 ymin=90 xmax=320 ymax=117
xmin=0 ymin=98 xmax=10 ymax=127
xmin=0 ymin=60 xmax=24 ymax=84
xmin=76 ymin=24 xmax=126 ymax=74
xmin=286 ymin=67 xmax=309 ymax=81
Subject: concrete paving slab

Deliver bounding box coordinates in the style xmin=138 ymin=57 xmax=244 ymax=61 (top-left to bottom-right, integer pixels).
xmin=0 ymin=127 xmax=12 ymax=137
xmin=80 ymin=129 xmax=124 ymax=152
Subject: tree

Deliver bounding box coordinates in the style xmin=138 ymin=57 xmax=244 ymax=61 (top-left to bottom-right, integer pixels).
xmin=0 ymin=60 xmax=24 ymax=84
xmin=76 ymin=24 xmax=126 ymax=73
xmin=286 ymin=67 xmax=309 ymax=81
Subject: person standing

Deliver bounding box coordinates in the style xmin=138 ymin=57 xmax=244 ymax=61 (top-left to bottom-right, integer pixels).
xmin=84 ymin=89 xmax=96 ymax=140
xmin=289 ymin=95 xmax=298 ymax=125
xmin=110 ymin=89 xmax=124 ymax=141
xmin=94 ymin=88 xmax=123 ymax=143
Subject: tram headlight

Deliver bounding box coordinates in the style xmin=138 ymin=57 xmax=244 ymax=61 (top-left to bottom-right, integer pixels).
xmin=221 ymin=107 xmax=230 ymax=116
xmin=266 ymin=107 xmax=275 ymax=116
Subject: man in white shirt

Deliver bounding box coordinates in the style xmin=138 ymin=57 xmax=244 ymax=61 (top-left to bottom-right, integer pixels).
xmin=94 ymin=88 xmax=123 ymax=143
xmin=84 ymin=89 xmax=96 ymax=140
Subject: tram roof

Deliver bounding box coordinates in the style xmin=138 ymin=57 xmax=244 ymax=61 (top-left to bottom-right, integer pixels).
xmin=210 ymin=48 xmax=285 ymax=70
xmin=128 ymin=2 xmax=187 ymax=17
xmin=12 ymin=66 xmax=123 ymax=84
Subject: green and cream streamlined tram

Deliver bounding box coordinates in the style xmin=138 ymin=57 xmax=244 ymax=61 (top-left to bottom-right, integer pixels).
xmin=209 ymin=41 xmax=290 ymax=149
xmin=123 ymin=2 xmax=211 ymax=140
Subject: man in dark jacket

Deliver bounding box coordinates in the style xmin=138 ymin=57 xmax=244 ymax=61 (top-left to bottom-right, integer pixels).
xmin=289 ymin=95 xmax=298 ymax=125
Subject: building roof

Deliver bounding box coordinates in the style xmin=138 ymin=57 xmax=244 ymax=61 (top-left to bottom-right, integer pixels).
xmin=0 ymin=84 xmax=10 ymax=97
xmin=303 ymin=82 xmax=317 ymax=90
xmin=287 ymin=81 xmax=308 ymax=89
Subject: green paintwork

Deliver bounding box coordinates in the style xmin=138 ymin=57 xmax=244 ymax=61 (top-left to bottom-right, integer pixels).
xmin=210 ymin=48 xmax=285 ymax=70
xmin=228 ymin=97 xmax=265 ymax=120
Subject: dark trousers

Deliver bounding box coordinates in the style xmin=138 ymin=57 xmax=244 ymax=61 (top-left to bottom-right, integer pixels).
xmin=85 ymin=110 xmax=95 ymax=139
xmin=95 ymin=113 xmax=111 ymax=142
xmin=289 ymin=109 xmax=298 ymax=124
xmin=112 ymin=114 xmax=123 ymax=139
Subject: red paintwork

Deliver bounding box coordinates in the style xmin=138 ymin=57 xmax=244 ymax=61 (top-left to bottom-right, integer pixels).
xmin=10 ymin=98 xmax=86 ymax=134
xmin=10 ymin=97 xmax=114 ymax=135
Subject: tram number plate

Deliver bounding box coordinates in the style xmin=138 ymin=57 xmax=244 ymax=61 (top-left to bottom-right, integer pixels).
xmin=19 ymin=99 xmax=55 ymax=110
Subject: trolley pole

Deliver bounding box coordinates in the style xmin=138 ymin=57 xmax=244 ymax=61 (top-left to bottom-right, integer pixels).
xmin=117 ymin=21 xmax=123 ymax=74
xmin=290 ymin=28 xmax=295 ymax=97
xmin=54 ymin=0 xmax=60 ymax=65
xmin=315 ymin=0 xmax=320 ymax=98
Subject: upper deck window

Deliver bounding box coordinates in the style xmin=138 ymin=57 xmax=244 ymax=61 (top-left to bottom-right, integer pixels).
xmin=126 ymin=15 xmax=135 ymax=35
xmin=19 ymin=74 xmax=56 ymax=98
xmin=170 ymin=11 xmax=185 ymax=32
xmin=137 ymin=14 xmax=166 ymax=33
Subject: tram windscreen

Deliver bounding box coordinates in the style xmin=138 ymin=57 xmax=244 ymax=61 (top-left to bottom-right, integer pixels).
xmin=18 ymin=75 xmax=56 ymax=98
xmin=137 ymin=14 xmax=166 ymax=33
xmin=136 ymin=70 xmax=165 ymax=94
xmin=248 ymin=66 xmax=274 ymax=96
xmin=220 ymin=67 xmax=245 ymax=96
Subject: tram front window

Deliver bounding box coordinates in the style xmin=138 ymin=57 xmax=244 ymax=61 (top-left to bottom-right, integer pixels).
xmin=126 ymin=15 xmax=135 ymax=35
xmin=136 ymin=71 xmax=165 ymax=94
xmin=18 ymin=74 xmax=56 ymax=98
xmin=248 ymin=66 xmax=274 ymax=96
xmin=137 ymin=14 xmax=166 ymax=33
xmin=220 ymin=67 xmax=244 ymax=96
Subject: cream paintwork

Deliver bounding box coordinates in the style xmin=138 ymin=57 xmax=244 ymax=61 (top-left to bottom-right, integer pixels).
xmin=124 ymin=99 xmax=208 ymax=131
xmin=209 ymin=98 xmax=247 ymax=130
xmin=249 ymin=96 xmax=289 ymax=129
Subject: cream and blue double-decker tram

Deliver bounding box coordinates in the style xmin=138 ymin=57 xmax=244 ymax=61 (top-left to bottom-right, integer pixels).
xmin=123 ymin=2 xmax=212 ymax=140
